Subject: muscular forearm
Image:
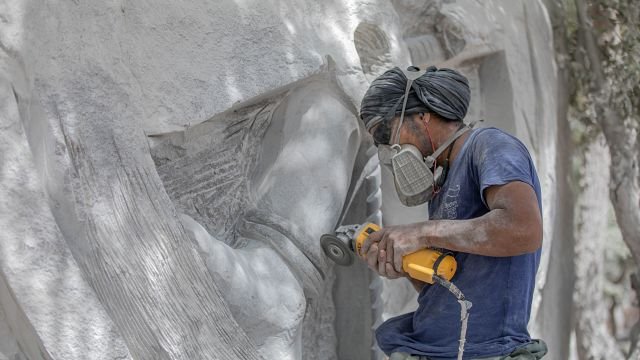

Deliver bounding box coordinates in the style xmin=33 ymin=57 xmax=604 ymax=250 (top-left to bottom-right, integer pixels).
xmin=418 ymin=208 xmax=542 ymax=257
xmin=361 ymin=182 xmax=542 ymax=280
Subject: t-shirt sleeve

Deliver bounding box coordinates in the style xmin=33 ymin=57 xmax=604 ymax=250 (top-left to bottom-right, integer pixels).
xmin=472 ymin=128 xmax=536 ymax=208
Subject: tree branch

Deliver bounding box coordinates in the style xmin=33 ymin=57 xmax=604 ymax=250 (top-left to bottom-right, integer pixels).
xmin=574 ymin=0 xmax=606 ymax=89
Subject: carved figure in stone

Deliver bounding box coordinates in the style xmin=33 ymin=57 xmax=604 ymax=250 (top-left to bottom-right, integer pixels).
xmin=150 ymin=73 xmax=374 ymax=359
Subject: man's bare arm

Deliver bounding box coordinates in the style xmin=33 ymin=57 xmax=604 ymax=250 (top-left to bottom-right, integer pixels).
xmin=422 ymin=181 xmax=542 ymax=257
xmin=360 ymin=181 xmax=542 ymax=290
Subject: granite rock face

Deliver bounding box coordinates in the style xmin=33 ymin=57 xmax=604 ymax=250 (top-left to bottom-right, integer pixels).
xmin=0 ymin=0 xmax=567 ymax=359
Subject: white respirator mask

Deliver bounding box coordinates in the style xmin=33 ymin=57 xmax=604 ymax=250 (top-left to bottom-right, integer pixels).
xmin=375 ymin=67 xmax=474 ymax=207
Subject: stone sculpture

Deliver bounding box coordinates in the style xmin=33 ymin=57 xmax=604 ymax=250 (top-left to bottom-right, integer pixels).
xmin=149 ymin=72 xmax=375 ymax=359
xmin=0 ymin=0 xmax=571 ymax=359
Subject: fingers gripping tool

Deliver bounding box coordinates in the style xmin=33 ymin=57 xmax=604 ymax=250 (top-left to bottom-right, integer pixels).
xmin=320 ymin=222 xmax=457 ymax=284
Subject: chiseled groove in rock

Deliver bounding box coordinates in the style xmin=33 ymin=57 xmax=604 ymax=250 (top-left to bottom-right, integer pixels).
xmin=163 ymin=156 xmax=241 ymax=199
xmin=239 ymin=208 xmax=326 ymax=298
xmin=46 ymin=71 xmax=263 ymax=359
xmin=2 ymin=74 xmax=133 ymax=360
xmin=155 ymin=101 xmax=277 ymax=248
xmin=354 ymin=22 xmax=392 ymax=76
xmin=72 ymin=162 xmax=262 ymax=360
xmin=405 ymin=34 xmax=447 ymax=67
xmin=389 ymin=0 xmax=442 ymax=39
xmin=338 ymin=149 xmax=385 ymax=227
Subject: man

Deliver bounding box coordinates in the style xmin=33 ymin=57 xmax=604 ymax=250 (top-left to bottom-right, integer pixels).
xmin=358 ymin=66 xmax=547 ymax=360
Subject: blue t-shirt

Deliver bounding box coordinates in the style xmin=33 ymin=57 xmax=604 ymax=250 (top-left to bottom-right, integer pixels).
xmin=376 ymin=127 xmax=542 ymax=359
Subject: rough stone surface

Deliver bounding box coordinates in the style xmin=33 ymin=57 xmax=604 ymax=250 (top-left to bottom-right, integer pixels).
xmin=0 ymin=59 xmax=131 ymax=360
xmin=0 ymin=0 xmax=566 ymax=359
xmin=0 ymin=303 xmax=26 ymax=360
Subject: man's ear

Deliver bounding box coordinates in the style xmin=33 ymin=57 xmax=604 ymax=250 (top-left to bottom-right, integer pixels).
xmin=419 ymin=112 xmax=431 ymax=126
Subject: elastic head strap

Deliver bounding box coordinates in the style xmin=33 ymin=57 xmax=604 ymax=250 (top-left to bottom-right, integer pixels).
xmin=425 ymin=120 xmax=482 ymax=167
xmin=392 ymin=66 xmax=427 ymax=145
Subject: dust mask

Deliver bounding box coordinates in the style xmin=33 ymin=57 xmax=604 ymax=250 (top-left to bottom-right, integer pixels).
xmin=376 ymin=67 xmax=474 ymax=207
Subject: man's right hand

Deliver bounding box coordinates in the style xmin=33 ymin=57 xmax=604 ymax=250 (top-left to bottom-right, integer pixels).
xmin=362 ymin=239 xmax=428 ymax=292
xmin=362 ymin=240 xmax=405 ymax=279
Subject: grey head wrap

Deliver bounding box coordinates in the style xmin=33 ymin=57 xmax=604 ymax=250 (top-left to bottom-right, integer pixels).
xmin=359 ymin=66 xmax=471 ymax=133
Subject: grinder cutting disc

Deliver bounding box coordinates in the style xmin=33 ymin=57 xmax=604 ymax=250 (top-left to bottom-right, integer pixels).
xmin=320 ymin=233 xmax=354 ymax=266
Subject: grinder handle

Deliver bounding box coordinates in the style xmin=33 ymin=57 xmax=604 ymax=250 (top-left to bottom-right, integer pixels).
xmin=402 ymin=249 xmax=457 ymax=284
xmin=355 ymin=222 xmax=457 ymax=285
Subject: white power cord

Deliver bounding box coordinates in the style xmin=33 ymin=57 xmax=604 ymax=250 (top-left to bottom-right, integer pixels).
xmin=433 ymin=275 xmax=472 ymax=360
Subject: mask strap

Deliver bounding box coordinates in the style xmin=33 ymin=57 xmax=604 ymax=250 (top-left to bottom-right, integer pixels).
xmin=424 ymin=117 xmax=436 ymax=164
xmin=425 ymin=120 xmax=481 ymax=167
xmin=392 ymin=66 xmax=427 ymax=145
xmin=392 ymin=80 xmax=413 ymax=145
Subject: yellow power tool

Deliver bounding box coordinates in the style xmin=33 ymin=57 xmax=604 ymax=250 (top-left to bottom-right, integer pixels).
xmin=320 ymin=222 xmax=457 ymax=284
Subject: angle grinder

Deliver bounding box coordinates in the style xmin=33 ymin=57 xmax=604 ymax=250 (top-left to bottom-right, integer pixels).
xmin=320 ymin=222 xmax=457 ymax=284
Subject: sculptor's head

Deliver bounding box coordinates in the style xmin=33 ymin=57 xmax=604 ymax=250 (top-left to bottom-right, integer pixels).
xmin=359 ymin=66 xmax=470 ymax=157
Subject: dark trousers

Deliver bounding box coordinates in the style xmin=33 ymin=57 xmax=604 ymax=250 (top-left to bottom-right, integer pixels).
xmin=388 ymin=339 xmax=548 ymax=360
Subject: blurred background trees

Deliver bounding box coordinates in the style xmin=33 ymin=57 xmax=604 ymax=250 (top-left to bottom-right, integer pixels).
xmin=545 ymin=0 xmax=640 ymax=358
